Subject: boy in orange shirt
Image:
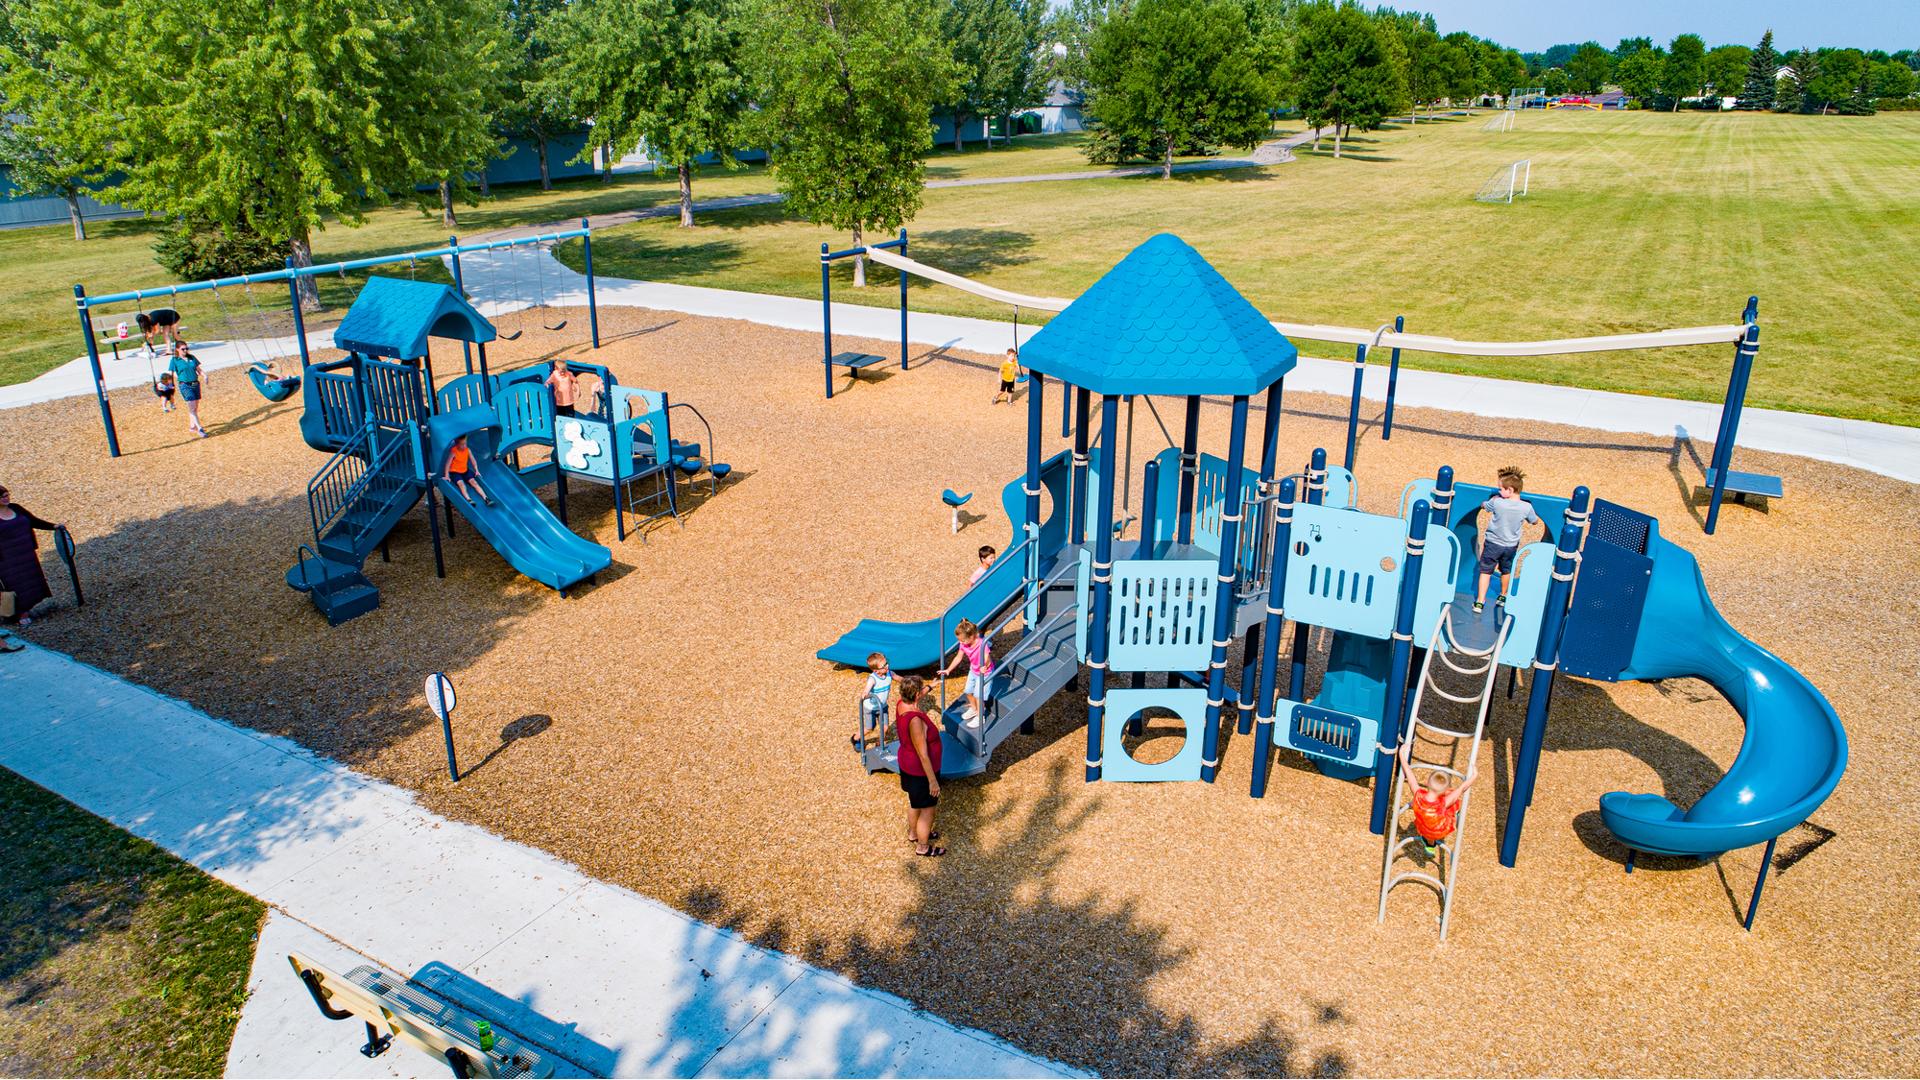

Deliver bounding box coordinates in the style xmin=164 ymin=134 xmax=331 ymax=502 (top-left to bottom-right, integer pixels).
xmin=445 ymin=434 xmax=493 ymax=506
xmin=1399 ymin=739 xmax=1475 ymax=855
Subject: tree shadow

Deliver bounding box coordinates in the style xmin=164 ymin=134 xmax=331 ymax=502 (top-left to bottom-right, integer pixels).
xmin=553 ymin=233 xmax=747 ymax=285
xmin=680 ymin=760 xmax=1351 ymax=1076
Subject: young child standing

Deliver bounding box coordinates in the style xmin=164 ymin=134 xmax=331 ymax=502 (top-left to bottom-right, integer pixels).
xmin=545 ymin=359 xmax=579 ymax=418
xmin=1400 ymin=740 xmax=1476 ymax=856
xmin=856 ymin=651 xmax=894 ymax=748
xmin=940 ymin=619 xmax=993 ymax=727
xmin=445 ymin=434 xmax=493 ymax=506
xmin=970 ymin=545 xmax=996 ymax=585
xmin=993 ymin=349 xmax=1020 ymax=405
xmin=1474 ymin=465 xmax=1542 ymax=614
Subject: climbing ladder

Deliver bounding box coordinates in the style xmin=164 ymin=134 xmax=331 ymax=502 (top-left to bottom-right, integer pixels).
xmin=1378 ymin=602 xmax=1512 ymax=940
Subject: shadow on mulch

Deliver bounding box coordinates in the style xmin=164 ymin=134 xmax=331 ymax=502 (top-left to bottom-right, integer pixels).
xmin=682 ymin=760 xmax=1354 ymax=1078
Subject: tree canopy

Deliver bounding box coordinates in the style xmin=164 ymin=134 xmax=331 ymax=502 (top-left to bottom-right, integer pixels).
xmin=1735 ymin=30 xmax=1778 ymax=111
xmin=1082 ymin=0 xmax=1275 ymax=176
xmin=1292 ymin=1 xmax=1405 ymax=156
xmin=1660 ymin=33 xmax=1706 ymax=109
xmin=938 ymin=0 xmax=1046 ymax=151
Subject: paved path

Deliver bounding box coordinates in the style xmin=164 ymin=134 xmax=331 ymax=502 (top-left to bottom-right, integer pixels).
xmin=0 ymin=642 xmax=1081 ymax=1079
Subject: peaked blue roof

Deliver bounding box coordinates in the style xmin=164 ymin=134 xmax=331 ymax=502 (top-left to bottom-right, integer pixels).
xmin=1020 ymin=234 xmax=1296 ymax=397
xmin=333 ymin=276 xmax=496 ymax=360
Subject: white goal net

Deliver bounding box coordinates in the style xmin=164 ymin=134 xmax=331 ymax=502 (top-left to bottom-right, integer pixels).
xmin=1481 ymin=111 xmax=1514 ymax=132
xmin=1474 ymin=159 xmax=1531 ymax=203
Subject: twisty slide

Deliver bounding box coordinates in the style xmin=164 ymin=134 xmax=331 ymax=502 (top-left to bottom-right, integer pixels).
xmin=1598 ymin=536 xmax=1847 ymax=857
xmin=427 ymin=405 xmax=612 ymax=592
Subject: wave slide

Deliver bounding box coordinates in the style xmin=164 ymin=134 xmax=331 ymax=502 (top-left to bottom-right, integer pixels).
xmin=427 ymin=405 xmax=612 ymax=591
xmin=1597 ymin=535 xmax=1847 ymax=858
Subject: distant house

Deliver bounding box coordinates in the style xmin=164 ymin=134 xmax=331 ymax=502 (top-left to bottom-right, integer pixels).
xmin=1775 ymin=65 xmax=1796 ymax=82
xmin=1594 ymin=90 xmax=1628 ymax=109
xmin=1022 ymin=81 xmax=1087 ymax=135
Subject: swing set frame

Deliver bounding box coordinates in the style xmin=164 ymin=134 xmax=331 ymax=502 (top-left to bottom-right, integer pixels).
xmin=73 ymin=220 xmax=601 ymax=458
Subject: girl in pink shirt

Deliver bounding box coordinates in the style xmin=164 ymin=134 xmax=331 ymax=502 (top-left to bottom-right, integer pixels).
xmin=939 ymin=619 xmax=993 ymax=728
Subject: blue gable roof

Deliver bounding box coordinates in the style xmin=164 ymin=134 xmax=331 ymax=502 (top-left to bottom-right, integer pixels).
xmin=1019 ymin=234 xmax=1296 ymax=397
xmin=332 ymin=276 xmax=496 ymax=360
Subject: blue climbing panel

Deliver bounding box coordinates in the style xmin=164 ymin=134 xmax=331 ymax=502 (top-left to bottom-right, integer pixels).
xmin=1270 ymin=696 xmax=1380 ymax=768
xmin=1411 ymin=528 xmax=1462 ymax=637
xmin=1108 ymin=559 xmax=1216 ymax=673
xmin=1101 ymin=688 xmax=1209 ymax=782
xmin=1560 ymin=527 xmax=1653 ymax=681
xmin=555 ymin=416 xmax=616 ymax=480
xmin=1282 ymin=503 xmax=1407 ymax=640
xmin=494 ymin=382 xmax=553 ymax=455
xmin=1495 ymin=541 xmax=1556 ymax=670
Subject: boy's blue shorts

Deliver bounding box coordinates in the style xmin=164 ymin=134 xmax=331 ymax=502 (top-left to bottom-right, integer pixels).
xmin=1478 ymin=542 xmax=1517 ymax=574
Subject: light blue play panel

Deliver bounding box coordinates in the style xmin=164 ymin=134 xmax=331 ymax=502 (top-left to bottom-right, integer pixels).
xmin=1283 ymin=503 xmax=1407 ymax=639
xmin=1102 ymin=688 xmax=1209 ymax=782
xmin=1108 ymin=559 xmax=1216 ymax=672
xmin=1271 ymin=697 xmax=1380 ymax=768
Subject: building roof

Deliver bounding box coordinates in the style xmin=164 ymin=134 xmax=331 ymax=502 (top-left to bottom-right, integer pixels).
xmin=332 ymin=276 xmax=496 ymax=360
xmin=1018 ymin=234 xmax=1297 ymax=397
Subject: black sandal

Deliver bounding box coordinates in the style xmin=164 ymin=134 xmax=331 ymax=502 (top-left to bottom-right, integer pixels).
xmin=908 ymin=830 xmax=942 ymax=843
xmin=914 ymin=846 xmax=947 ymax=857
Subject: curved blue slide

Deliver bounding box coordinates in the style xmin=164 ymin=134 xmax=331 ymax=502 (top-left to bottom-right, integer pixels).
xmin=427 ymin=405 xmax=612 ymax=591
xmin=1598 ymin=536 xmax=1847 ymax=857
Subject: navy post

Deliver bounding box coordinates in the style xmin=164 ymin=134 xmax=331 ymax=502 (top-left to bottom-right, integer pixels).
xmin=1237 ymin=378 xmax=1286 ymax=735
xmin=1288 ymin=448 xmax=1328 ymax=702
xmin=1704 ymin=299 xmax=1761 ymax=535
xmin=819 ymin=243 xmax=836 ymax=399
xmin=1200 ymin=394 xmax=1251 ymax=782
xmin=448 ymin=235 xmax=473 ymax=374
xmin=1070 ymin=387 xmax=1091 ymax=546
xmin=1085 ymin=392 xmax=1119 ymax=780
xmin=1499 ymin=485 xmax=1591 ymax=867
xmin=73 ymin=285 xmax=119 ymax=458
xmin=1176 ymin=396 xmax=1201 ymax=544
xmin=1343 ymin=343 xmax=1367 ymax=470
xmin=1382 ymin=315 xmax=1405 ymax=441
xmin=286 ymin=258 xmax=312 ymax=369
xmin=1024 ymin=371 xmax=1046 ymax=625
xmin=1368 ymin=500 xmax=1431 ymax=834
xmin=581 ymin=218 xmax=600 ymax=349
xmin=897 ymin=229 xmax=908 ymax=369
xmin=1249 ymin=476 xmax=1297 ymax=799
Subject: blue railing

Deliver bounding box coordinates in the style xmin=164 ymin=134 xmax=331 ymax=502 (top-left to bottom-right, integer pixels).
xmin=307 ymin=425 xmax=418 ymax=550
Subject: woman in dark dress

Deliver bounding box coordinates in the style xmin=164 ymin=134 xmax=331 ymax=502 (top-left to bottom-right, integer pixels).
xmin=0 ymin=484 xmax=61 ymax=627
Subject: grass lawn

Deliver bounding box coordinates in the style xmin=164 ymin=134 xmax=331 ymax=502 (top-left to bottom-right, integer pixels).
xmin=570 ymin=110 xmax=1920 ymax=426
xmin=0 ymin=767 xmax=265 ymax=1077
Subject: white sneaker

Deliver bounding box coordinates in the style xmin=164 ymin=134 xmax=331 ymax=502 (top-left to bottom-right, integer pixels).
xmin=965 ymin=716 xmax=982 ymax=729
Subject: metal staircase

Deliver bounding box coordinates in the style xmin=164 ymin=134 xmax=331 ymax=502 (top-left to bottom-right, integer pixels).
xmin=286 ymin=424 xmax=424 ymax=625
xmin=1378 ymin=602 xmax=1513 ymax=940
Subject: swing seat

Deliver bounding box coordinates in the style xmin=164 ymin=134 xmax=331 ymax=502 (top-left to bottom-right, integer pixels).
xmin=246 ymin=364 xmax=301 ymax=403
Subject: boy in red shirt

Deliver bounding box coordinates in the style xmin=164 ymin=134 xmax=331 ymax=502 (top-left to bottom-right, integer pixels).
xmin=1400 ymin=739 xmax=1475 ymax=856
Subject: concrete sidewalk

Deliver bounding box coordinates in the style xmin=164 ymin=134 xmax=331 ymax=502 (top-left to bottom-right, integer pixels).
xmin=0 ymin=642 xmax=1082 ymax=1080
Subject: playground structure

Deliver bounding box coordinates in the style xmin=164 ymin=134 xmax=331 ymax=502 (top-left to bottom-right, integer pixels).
xmin=811 ymin=233 xmax=1777 ymax=536
xmin=283 ymin=276 xmax=722 ymax=625
xmin=72 ymin=222 xmax=604 ymax=459
xmin=820 ymin=234 xmax=1846 ymax=933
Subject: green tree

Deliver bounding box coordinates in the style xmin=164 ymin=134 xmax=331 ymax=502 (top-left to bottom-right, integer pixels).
xmin=748 ymin=0 xmax=954 ymax=285
xmin=5 ymin=0 xmax=509 ymax=308
xmin=1869 ymin=59 xmax=1918 ymax=102
xmin=501 ymin=0 xmax=575 ymax=192
xmin=1613 ymin=46 xmax=1663 ymax=106
xmin=1083 ymin=0 xmax=1274 ymax=176
xmin=939 ymin=0 xmax=1027 ymax=150
xmin=1539 ymin=67 xmax=1569 ymax=96
xmin=1660 ymin=33 xmax=1706 ymax=110
xmin=0 ymin=0 xmax=106 ymax=240
xmin=1439 ymin=31 xmax=1487 ymax=103
xmin=1566 ymin=41 xmax=1610 ymax=94
xmin=1399 ymin=24 xmax=1447 ymax=118
xmin=1703 ymin=44 xmax=1750 ymax=99
xmin=1292 ymin=1 xmax=1404 ymax=156
xmin=1776 ymin=50 xmax=1813 ymax=113
xmin=1736 ymin=29 xmax=1779 ymax=110
xmin=1805 ymin=48 xmax=1866 ymax=114
xmin=1613 ymin=36 xmax=1652 ymax=60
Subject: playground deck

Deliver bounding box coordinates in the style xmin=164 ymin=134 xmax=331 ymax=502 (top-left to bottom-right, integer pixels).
xmin=1 ymin=303 xmax=1914 ymax=1076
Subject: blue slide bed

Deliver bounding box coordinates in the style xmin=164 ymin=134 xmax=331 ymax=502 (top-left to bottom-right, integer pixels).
xmin=1598 ymin=536 xmax=1847 ymax=857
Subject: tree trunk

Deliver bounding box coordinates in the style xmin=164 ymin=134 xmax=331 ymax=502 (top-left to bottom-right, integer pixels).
xmin=439 ymin=179 xmax=457 ymax=228
xmin=677 ymin=163 xmax=694 ymax=227
xmin=538 ymin=137 xmax=552 ymax=191
xmin=64 ymin=192 xmax=86 ymax=241
xmin=851 ymin=225 xmax=866 ymax=287
xmin=954 ymin=113 xmax=967 ymax=152
xmin=477 ymin=167 xmax=490 ymax=196
xmin=289 ymin=233 xmax=321 ymax=313
xmin=602 ymin=141 xmax=614 ymax=183
xmin=1312 ymin=127 xmax=1322 ymax=151
xmin=1334 ymin=125 xmax=1343 ymax=157
xmin=1162 ymin=138 xmax=1173 ymax=179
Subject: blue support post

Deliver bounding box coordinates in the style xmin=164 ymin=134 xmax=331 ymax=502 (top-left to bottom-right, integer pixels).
xmin=1704 ymin=312 xmax=1760 ymax=536
xmin=1382 ymin=315 xmax=1405 ymax=441
xmin=448 ymin=235 xmax=473 ymax=374
xmin=1499 ymin=485 xmax=1591 ymax=867
xmin=1085 ymin=393 xmax=1120 ymax=782
xmin=581 ymin=219 xmax=600 ymax=349
xmin=1138 ymin=458 xmax=1160 ymax=558
xmin=285 ymin=258 xmax=312 ymax=370
xmin=1343 ymin=344 xmax=1367 ymax=470
xmin=1288 ymin=449 xmax=1328 ymax=702
xmin=1024 ymin=373 xmax=1046 ymax=629
xmin=1200 ymin=395 xmax=1251 ymax=783
xmin=820 ymin=243 xmax=835 ymax=400
xmin=1249 ymin=477 xmax=1297 ymax=799
xmin=1237 ymin=380 xmax=1286 ymax=735
xmin=1369 ymin=502 xmax=1431 ymax=834
xmin=1070 ymin=387 xmax=1091 ymax=546
xmin=1176 ymin=395 xmax=1201 ymax=545
xmin=897 ymin=229 xmax=908 ymax=369
xmin=1743 ymin=836 xmax=1779 ymax=930
xmin=74 ymin=285 xmax=119 ymax=459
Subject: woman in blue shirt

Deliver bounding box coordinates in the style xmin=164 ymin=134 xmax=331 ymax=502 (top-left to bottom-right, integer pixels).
xmin=168 ymin=340 xmax=207 ymax=437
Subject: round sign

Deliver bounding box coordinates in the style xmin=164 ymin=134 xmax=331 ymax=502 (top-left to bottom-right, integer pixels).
xmin=424 ymin=672 xmax=456 ymax=721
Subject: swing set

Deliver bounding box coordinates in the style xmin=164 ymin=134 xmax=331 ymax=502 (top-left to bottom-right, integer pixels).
xmin=74 ymin=220 xmax=602 ymax=458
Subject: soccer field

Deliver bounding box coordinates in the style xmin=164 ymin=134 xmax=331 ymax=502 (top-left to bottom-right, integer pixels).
xmin=579 ymin=109 xmax=1920 ymax=426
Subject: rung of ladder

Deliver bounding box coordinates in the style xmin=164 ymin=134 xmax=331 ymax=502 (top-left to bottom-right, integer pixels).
xmin=1423 ymin=682 xmax=1487 ymax=706
xmin=1384 ymin=869 xmax=1448 ymax=894
xmin=1434 ymin=649 xmax=1494 ymax=678
xmin=1411 ymin=718 xmax=1477 ymax=741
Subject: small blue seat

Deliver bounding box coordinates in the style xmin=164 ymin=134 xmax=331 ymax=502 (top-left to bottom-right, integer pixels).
xmin=941 ymin=488 xmax=973 ymax=533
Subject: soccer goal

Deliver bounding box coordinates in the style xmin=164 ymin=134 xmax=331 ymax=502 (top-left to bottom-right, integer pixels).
xmin=1474 ymin=159 xmax=1531 ymax=204
xmin=1481 ymin=111 xmax=1515 ymax=132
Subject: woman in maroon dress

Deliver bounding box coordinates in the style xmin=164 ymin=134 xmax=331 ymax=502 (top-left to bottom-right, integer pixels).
xmin=0 ymin=484 xmax=61 ymax=627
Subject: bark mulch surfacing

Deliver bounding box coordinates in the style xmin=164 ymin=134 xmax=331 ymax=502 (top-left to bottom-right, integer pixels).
xmin=3 ymin=305 xmax=1914 ymax=1076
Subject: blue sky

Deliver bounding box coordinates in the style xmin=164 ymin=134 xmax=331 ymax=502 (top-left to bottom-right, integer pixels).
xmin=1410 ymin=0 xmax=1920 ymax=53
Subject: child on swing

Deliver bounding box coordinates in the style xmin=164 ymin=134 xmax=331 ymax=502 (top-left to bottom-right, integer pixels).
xmin=154 ymin=371 xmax=177 ymax=412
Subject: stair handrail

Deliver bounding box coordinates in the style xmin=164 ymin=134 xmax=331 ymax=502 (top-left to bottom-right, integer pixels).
xmin=307 ymin=421 xmax=418 ymax=548
xmin=937 ymin=544 xmax=1078 ymax=717
xmin=293 ymin=542 xmax=321 ymax=592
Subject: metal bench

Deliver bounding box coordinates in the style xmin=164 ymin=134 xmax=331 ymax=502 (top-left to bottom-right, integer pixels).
xmin=288 ymin=952 xmax=556 ymax=1078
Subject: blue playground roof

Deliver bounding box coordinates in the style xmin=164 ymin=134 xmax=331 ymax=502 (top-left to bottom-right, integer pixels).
xmin=332 ymin=276 xmax=496 ymax=360
xmin=1020 ymin=234 xmax=1296 ymax=397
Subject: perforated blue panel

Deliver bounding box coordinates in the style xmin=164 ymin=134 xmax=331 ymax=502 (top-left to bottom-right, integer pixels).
xmin=1560 ymin=534 xmax=1653 ymax=681
xmin=1108 ymin=559 xmax=1216 ymax=672
xmin=1589 ymin=498 xmax=1654 ymax=556
xmin=1271 ymin=697 xmax=1380 ymax=768
xmin=1281 ymin=504 xmax=1406 ymax=639
xmin=1102 ymin=688 xmax=1208 ymax=782
xmin=1497 ymin=542 xmax=1555 ymax=669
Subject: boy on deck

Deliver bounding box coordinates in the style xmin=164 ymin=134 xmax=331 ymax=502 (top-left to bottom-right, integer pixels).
xmin=545 ymin=359 xmax=579 ymax=418
xmin=1474 ymin=465 xmax=1542 ymax=614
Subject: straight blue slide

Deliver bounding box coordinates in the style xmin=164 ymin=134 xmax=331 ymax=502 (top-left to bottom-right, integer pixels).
xmin=1597 ymin=536 xmax=1847 ymax=857
xmin=428 ymin=405 xmax=612 ymax=591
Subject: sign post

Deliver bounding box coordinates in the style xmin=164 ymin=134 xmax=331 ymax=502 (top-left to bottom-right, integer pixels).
xmin=424 ymin=673 xmax=459 ymax=782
